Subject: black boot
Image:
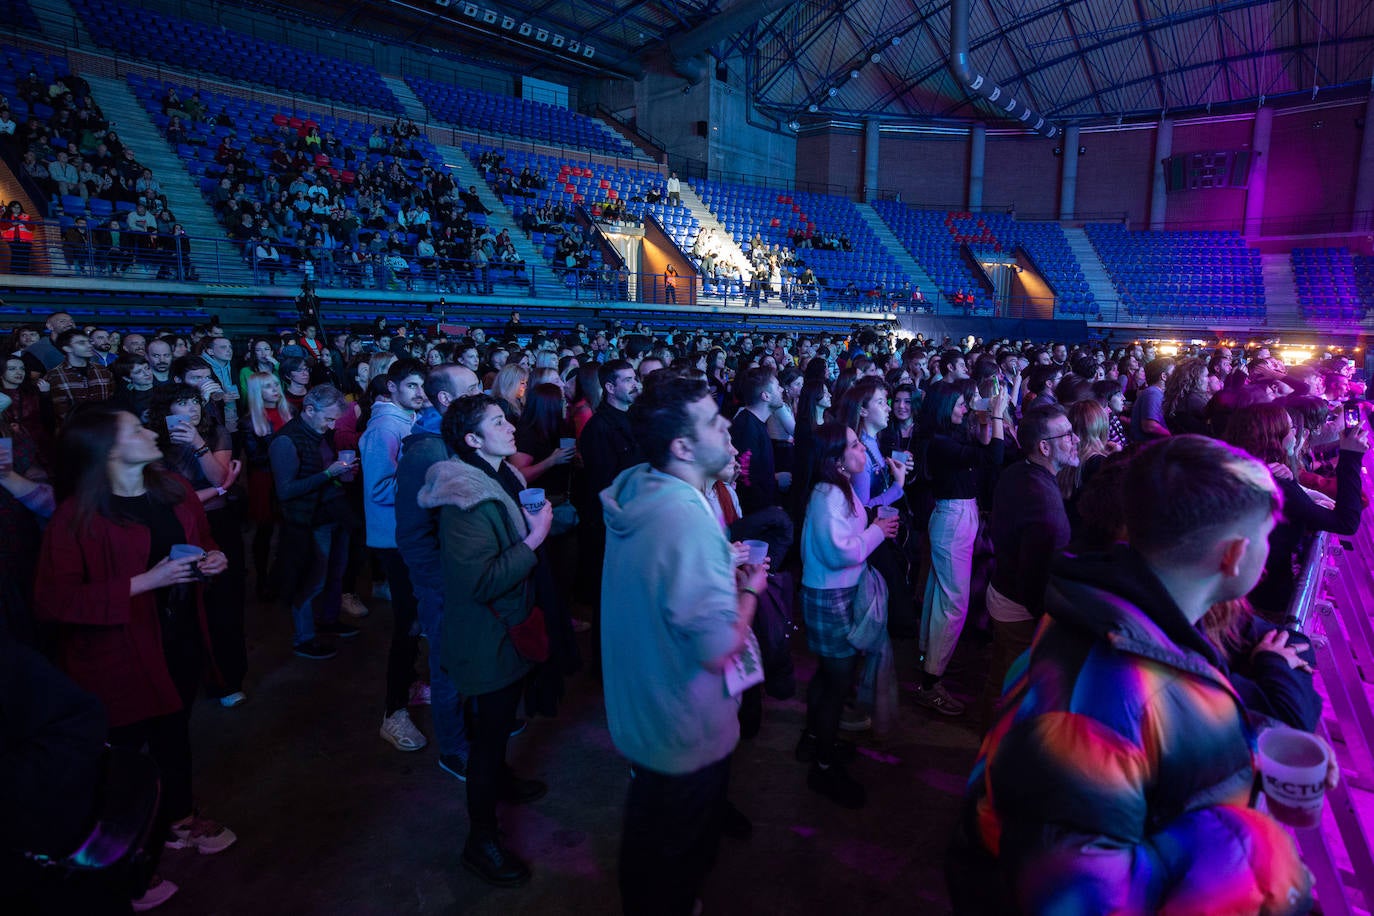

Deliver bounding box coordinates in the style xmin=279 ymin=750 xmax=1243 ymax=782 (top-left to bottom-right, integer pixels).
xmin=794 ymin=731 xmax=857 ymax=765
xmin=462 ymin=830 xmax=531 ymax=887
xmin=807 ymin=761 xmax=866 ymax=809
xmin=497 ymin=772 xmax=548 ymax=805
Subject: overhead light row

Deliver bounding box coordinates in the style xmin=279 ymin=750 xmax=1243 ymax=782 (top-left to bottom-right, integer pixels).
xmin=434 ymin=1 xmax=594 ymax=58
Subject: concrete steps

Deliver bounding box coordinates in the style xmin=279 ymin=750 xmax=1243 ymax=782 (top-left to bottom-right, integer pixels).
xmin=678 ymin=184 xmax=751 ymax=281
xmin=1063 ymin=227 xmax=1120 ymax=316
xmin=29 ymin=0 xmax=93 ymax=45
xmin=1261 ymin=252 xmax=1302 ymax=328
xmin=855 ymin=202 xmax=938 ymax=297
xmin=435 ymin=144 xmax=551 ymax=293
xmin=382 ymin=76 xmax=431 ymax=126
xmin=82 ymin=75 xmax=227 ymax=278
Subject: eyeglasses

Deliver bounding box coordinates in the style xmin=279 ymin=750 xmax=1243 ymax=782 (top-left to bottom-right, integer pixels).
xmin=1042 ymin=430 xmax=1078 ymax=442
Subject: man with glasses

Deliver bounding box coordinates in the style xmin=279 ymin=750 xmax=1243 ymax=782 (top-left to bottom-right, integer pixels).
xmin=978 ymin=404 xmax=1078 ymax=729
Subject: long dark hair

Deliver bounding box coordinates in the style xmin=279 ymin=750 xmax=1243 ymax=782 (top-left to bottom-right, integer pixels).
xmin=804 ymin=421 xmax=858 ymax=516
xmin=57 ymin=405 xmax=184 ymax=530
xmin=797 ymin=377 xmax=830 ymax=432
xmin=517 ymin=383 xmax=565 ymax=450
xmin=919 ymin=381 xmax=966 ymax=437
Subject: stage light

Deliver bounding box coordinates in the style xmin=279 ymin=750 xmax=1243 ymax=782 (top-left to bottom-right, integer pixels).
xmin=582 ymin=44 xmax=594 ymax=58
xmin=482 ymin=9 xmax=497 ymax=24
xmin=551 ymin=34 xmax=565 ymax=47
xmin=568 ymin=40 xmax=580 ymax=53
xmin=461 ymin=3 xmax=479 ymax=17
xmin=501 ymin=15 xmax=514 ymax=29
xmin=535 ymin=28 xmax=549 ymax=42
xmin=518 ymin=22 xmax=532 ymax=35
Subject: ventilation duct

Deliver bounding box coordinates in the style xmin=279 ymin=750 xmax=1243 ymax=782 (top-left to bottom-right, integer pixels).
xmin=949 ymin=0 xmax=1059 ymax=137
xmin=662 ymin=0 xmax=792 ymax=83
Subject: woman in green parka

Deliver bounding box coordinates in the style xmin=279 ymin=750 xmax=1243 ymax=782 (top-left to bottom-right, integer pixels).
xmin=417 ymin=394 xmax=553 ymax=889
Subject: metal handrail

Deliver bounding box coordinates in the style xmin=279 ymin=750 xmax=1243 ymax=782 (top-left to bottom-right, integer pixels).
xmin=1289 ymin=531 xmax=1330 ymax=631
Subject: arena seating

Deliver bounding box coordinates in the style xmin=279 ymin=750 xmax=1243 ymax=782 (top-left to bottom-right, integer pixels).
xmin=464 ymin=142 xmax=697 ymax=289
xmin=128 ymin=75 xmax=531 ymax=292
xmin=408 ymin=77 xmax=633 ymax=158
xmin=1291 ymin=248 xmax=1371 ymax=321
xmin=871 ymin=202 xmax=1094 ymax=314
xmin=69 ymin=0 xmax=402 ymax=114
xmin=2 ymin=0 xmax=40 ymax=37
xmin=692 ymin=180 xmax=909 ymax=302
xmin=1084 ymin=223 xmax=1265 ymax=320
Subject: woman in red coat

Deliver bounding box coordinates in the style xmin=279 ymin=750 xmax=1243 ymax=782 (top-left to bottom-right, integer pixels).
xmin=35 ymin=406 xmax=237 ymax=908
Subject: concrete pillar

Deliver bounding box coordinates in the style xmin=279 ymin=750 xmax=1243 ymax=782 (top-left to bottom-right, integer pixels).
xmin=1059 ymin=125 xmax=1080 ymax=221
xmin=968 ymin=123 xmax=986 ymax=211
xmin=1244 ymin=107 xmax=1272 ymax=238
xmin=1352 ymin=96 xmax=1374 ymax=232
xmin=1149 ymin=119 xmax=1173 ymax=231
xmin=863 ymin=120 xmax=880 ymax=202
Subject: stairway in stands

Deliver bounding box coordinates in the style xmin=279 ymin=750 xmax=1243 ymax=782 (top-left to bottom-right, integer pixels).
xmin=1063 ymin=227 xmax=1120 ymax=317
xmin=435 ymin=145 xmax=550 ymax=293
xmin=677 ymin=183 xmax=751 ymax=289
xmin=1260 ymin=252 xmax=1302 ymax=328
xmin=28 ymin=0 xmax=93 ymax=45
xmin=382 ymin=76 xmax=431 ymax=126
xmin=82 ymin=75 xmax=226 ymax=279
xmin=855 ymin=202 xmax=938 ymax=298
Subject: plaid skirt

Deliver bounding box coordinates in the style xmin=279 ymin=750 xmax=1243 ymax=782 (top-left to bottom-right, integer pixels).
xmin=801 ymin=584 xmax=859 ymax=659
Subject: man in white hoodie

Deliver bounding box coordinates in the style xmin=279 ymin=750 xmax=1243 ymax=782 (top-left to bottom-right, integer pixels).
xmin=601 ymin=375 xmax=768 ymax=916
xmin=361 ymin=358 xmax=428 ymax=753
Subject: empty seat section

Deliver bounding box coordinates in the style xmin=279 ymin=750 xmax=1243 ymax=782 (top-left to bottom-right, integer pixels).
xmin=1291 ymin=247 xmax=1371 ymax=321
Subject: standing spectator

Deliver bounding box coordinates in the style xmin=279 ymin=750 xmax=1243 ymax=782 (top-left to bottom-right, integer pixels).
xmin=242 ymin=371 xmax=290 ymax=598
xmin=269 ymin=384 xmax=359 ymax=659
xmin=574 ymin=359 xmax=643 ymax=614
xmin=62 ymin=216 xmax=95 ymax=273
xmin=663 ymin=263 xmax=678 ymax=304
xmin=666 ymin=172 xmax=681 ymax=206
xmin=395 ymin=363 xmax=482 ymax=783
xmin=43 ymin=329 xmax=114 ymax=427
xmin=797 ymin=421 xmax=897 ymax=807
xmin=148 ymin=384 xmax=247 ymax=708
xmin=978 ymin=405 xmax=1076 ymax=728
xmin=948 ymin=435 xmax=1314 ymax=916
xmin=360 ymin=359 xmax=427 ymax=753
xmin=35 ymin=407 xmax=237 ymax=909
xmin=1163 ymin=357 xmax=1212 ymax=436
xmin=601 ymin=375 xmax=766 ymax=914
xmin=21 ymin=310 xmax=75 ymax=376
xmin=915 ymin=382 xmax=1008 ymax=716
xmin=1129 ymin=356 xmax=1174 ymax=443
xmin=416 ymin=395 xmax=553 ymax=887
xmin=1 ymin=201 xmax=35 ymax=274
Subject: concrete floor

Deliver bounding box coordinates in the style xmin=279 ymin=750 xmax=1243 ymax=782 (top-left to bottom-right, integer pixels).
xmin=155 ymin=569 xmax=986 ymax=916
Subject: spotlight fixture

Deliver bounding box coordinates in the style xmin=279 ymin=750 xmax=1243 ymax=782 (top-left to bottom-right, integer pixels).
xmin=501 ymin=15 xmax=514 ymax=29
xmin=551 ymin=33 xmax=565 ymax=47
xmin=582 ymin=44 xmax=594 ymax=58
xmin=849 ymin=69 xmax=860 ymax=79
xmin=482 ymin=9 xmax=497 ymax=24
xmin=808 ymin=103 xmax=819 ymax=112
xmin=827 ymin=86 xmax=838 ymax=97
xmin=461 ymin=2 xmax=479 ymax=17
xmin=518 ymin=22 xmax=532 ymax=35
xmin=869 ymin=51 xmax=882 ymax=63
xmin=890 ymin=36 xmax=901 ymax=46
xmin=567 ymin=40 xmax=580 ymax=53
xmin=535 ymin=27 xmax=549 ymax=41
xmin=788 ymin=120 xmax=801 ymax=131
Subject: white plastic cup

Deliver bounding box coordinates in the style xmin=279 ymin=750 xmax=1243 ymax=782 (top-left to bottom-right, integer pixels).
xmin=337 ymin=450 xmax=356 ymax=465
xmin=519 ymin=488 xmax=546 ymax=512
xmin=1258 ymin=727 xmax=1329 ymax=828
xmin=560 ymin=437 xmax=576 ymax=452
xmin=743 ymin=539 xmax=768 ymax=565
xmin=169 ymin=544 xmax=205 ymax=563
xmin=876 ymin=506 xmax=900 ymax=520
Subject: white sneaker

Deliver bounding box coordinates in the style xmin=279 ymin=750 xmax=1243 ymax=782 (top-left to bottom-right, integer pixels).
xmin=381 ymin=709 xmax=428 ymax=752
xmin=132 ymin=876 xmax=178 ymax=911
xmin=341 ymin=593 xmax=370 ymax=617
xmin=166 ymin=815 xmax=237 ymax=854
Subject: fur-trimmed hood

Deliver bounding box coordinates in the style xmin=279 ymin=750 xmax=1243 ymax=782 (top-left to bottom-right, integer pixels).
xmin=417 ymin=457 xmax=528 ymax=536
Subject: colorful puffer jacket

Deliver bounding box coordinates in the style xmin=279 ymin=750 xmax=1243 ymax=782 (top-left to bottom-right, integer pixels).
xmin=948 ymin=546 xmax=1311 ymax=916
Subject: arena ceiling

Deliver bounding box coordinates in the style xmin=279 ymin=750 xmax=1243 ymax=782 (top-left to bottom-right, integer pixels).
xmin=264 ymin=0 xmax=1374 ymax=128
